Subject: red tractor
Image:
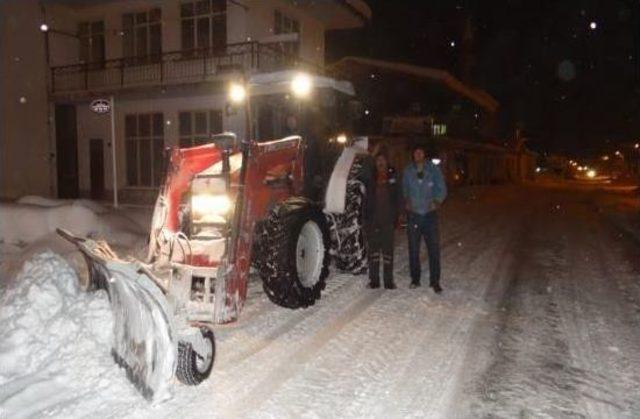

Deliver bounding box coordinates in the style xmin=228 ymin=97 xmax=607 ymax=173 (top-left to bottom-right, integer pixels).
xmin=60 ymin=72 xmax=370 ymax=399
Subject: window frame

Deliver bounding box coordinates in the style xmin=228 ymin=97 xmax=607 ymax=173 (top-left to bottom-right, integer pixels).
xmin=122 ymin=8 xmax=162 ymax=64
xmin=180 ymin=0 xmax=227 ymax=56
xmin=178 ymin=109 xmax=224 ymax=148
xmin=273 ymin=9 xmax=301 ymax=61
xmin=78 ymin=20 xmax=106 ymax=66
xmin=125 ymin=112 xmax=165 ymax=188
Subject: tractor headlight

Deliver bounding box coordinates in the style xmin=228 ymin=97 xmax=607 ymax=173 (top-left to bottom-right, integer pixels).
xmin=191 ymin=175 xmax=232 ymax=226
xmin=192 ymin=194 xmax=232 ymax=219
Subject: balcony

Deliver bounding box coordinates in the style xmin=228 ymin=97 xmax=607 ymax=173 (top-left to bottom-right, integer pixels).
xmin=51 ymin=41 xmax=319 ymax=94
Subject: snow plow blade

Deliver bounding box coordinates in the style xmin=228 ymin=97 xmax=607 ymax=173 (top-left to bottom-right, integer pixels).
xmin=57 ymin=228 xmax=176 ymax=400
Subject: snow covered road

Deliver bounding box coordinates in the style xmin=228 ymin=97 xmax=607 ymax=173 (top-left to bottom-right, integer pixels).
xmin=2 ymin=184 xmax=640 ymax=418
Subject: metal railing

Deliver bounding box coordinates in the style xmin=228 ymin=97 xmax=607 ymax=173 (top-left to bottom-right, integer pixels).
xmin=51 ymin=41 xmax=321 ymax=93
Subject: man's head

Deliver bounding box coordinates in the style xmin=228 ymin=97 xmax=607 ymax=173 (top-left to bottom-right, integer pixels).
xmin=375 ymin=152 xmax=389 ymax=172
xmin=412 ymin=145 xmax=426 ymax=164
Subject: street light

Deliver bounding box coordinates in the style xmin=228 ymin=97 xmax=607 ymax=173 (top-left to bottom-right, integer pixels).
xmin=290 ymin=73 xmax=313 ymax=98
xmin=40 ymin=23 xmax=49 ymax=32
xmin=228 ymin=82 xmax=247 ymax=104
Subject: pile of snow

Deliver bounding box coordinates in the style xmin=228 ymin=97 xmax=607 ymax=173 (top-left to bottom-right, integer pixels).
xmin=0 ymin=197 xmax=147 ymax=249
xmin=0 ymin=252 xmax=118 ymax=416
xmin=16 ymin=195 xmax=108 ymax=213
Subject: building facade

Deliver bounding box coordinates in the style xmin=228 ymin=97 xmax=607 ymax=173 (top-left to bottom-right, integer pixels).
xmin=0 ymin=0 xmax=370 ymax=202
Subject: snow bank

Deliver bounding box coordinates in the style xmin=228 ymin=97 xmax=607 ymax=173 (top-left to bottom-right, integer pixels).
xmin=0 ymin=199 xmax=146 ymax=248
xmin=0 ymin=252 xmax=115 ymax=417
xmin=16 ymin=195 xmax=108 ymax=214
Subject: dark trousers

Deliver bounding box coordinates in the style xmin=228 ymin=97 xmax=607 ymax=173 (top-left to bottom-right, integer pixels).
xmin=368 ymin=223 xmax=394 ymax=286
xmin=407 ymin=211 xmax=441 ymax=285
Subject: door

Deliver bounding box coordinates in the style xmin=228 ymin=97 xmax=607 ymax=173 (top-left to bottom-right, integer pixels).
xmin=89 ymin=138 xmax=105 ymax=200
xmin=55 ymin=104 xmax=79 ymax=198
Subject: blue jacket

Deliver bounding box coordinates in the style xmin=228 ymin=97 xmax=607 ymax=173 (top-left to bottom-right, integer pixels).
xmin=402 ymin=162 xmax=447 ymax=214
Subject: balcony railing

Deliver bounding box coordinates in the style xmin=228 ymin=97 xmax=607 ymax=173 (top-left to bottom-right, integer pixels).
xmin=51 ymin=41 xmax=320 ymax=94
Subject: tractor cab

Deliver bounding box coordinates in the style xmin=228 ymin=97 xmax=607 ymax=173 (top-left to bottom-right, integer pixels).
xmin=240 ymin=70 xmax=365 ymax=200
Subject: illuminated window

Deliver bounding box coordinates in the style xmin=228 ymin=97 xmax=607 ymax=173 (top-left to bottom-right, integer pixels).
xmin=432 ymin=124 xmax=447 ymax=136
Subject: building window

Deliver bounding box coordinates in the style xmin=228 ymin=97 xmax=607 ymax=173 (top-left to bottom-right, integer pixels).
xmin=180 ymin=0 xmax=226 ymax=55
xmin=178 ymin=110 xmax=223 ymax=147
xmin=274 ymin=10 xmax=300 ymax=60
xmin=432 ymin=123 xmax=447 ymax=136
xmin=122 ymin=8 xmax=162 ymax=64
xmin=125 ymin=113 xmax=165 ymax=187
xmin=78 ymin=21 xmax=105 ymax=66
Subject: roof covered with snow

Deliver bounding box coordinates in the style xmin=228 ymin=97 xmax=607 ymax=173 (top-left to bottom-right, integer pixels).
xmin=328 ymin=56 xmax=500 ymax=113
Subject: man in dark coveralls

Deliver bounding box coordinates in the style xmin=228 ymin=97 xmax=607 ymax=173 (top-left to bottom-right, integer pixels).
xmin=365 ymin=151 xmax=400 ymax=289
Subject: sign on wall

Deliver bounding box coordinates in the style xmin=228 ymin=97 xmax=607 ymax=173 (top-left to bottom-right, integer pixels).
xmin=90 ymin=99 xmax=111 ymax=114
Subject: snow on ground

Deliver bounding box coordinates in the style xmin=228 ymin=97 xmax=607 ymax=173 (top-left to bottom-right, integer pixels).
xmin=1 ymin=184 xmax=640 ymax=418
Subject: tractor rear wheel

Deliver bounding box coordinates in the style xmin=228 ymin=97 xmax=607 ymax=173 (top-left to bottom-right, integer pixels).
xmin=330 ymin=177 xmax=367 ymax=274
xmin=259 ymin=198 xmax=330 ymax=309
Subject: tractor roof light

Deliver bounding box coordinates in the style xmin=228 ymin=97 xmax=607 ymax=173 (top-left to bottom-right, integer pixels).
xmin=290 ymin=73 xmax=313 ymax=98
xmin=228 ymin=82 xmax=247 ymax=104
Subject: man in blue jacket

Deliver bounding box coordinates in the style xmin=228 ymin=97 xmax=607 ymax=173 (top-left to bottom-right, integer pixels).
xmin=402 ymin=145 xmax=447 ymax=293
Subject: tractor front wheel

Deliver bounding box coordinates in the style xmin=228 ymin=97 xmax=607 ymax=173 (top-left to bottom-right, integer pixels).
xmin=259 ymin=198 xmax=330 ymax=309
xmin=176 ymin=327 xmax=215 ymax=386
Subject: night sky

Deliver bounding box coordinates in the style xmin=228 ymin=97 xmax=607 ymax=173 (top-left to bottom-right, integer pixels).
xmin=327 ymin=0 xmax=640 ymax=157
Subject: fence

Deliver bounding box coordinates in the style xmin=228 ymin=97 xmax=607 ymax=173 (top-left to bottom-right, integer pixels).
xmin=51 ymin=41 xmax=319 ymax=93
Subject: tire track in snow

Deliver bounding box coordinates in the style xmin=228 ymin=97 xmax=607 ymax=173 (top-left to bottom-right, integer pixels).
xmin=221 ymin=289 xmax=383 ymax=418
xmin=554 ymin=201 xmax=640 ymax=416
xmin=213 ymin=199 xmax=508 ymax=418
xmin=250 ymin=200 xmax=522 ymax=418
xmin=217 ymin=273 xmax=358 ymax=366
xmin=452 ymin=189 xmax=640 ymax=418
xmin=377 ymin=205 xmax=529 ymax=418
xmin=452 ymin=193 xmax=609 ymax=418
xmin=215 ymin=201 xmax=499 ymax=370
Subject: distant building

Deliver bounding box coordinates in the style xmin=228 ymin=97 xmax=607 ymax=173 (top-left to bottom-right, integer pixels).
xmin=328 ymin=57 xmax=500 ymax=140
xmin=0 ymin=0 xmax=370 ymax=202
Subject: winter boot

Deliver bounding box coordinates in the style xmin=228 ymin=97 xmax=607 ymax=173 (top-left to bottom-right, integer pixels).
xmin=430 ymin=282 xmax=443 ymax=294
xmin=409 ymin=280 xmax=421 ymax=289
xmin=383 ymin=258 xmax=396 ymax=289
xmin=368 ymin=253 xmax=380 ymax=289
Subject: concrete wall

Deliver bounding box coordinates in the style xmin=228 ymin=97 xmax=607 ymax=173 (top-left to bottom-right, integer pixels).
xmin=0 ymin=0 xmax=52 ymax=199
